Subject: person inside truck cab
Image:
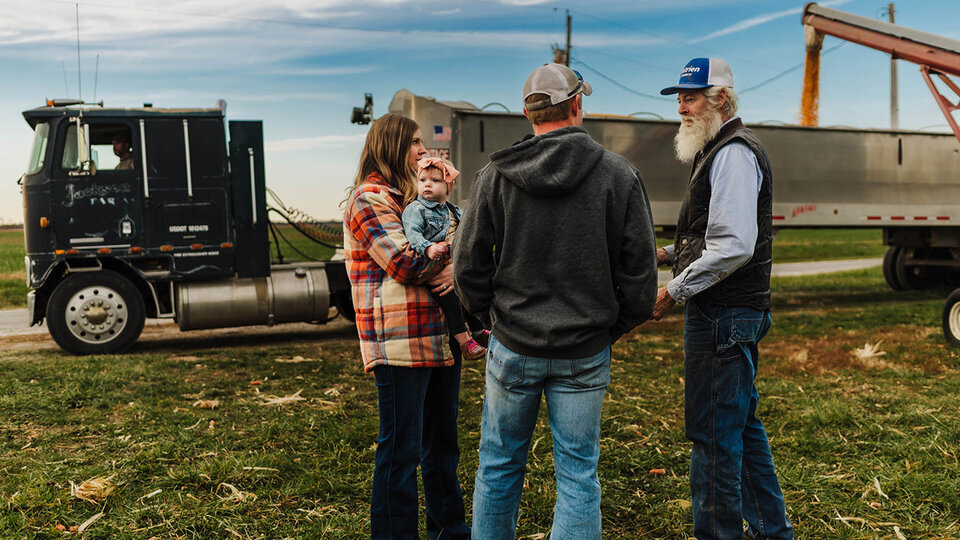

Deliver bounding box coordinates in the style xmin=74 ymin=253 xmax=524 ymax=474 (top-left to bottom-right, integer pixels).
xmin=112 ymin=133 xmax=134 ymax=170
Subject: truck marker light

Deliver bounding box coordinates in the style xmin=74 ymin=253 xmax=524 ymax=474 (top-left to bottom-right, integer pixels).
xmin=938 ymin=216 xmax=951 ymax=221
xmin=129 ymin=247 xmax=143 ymax=254
xmin=220 ymin=242 xmax=233 ymax=249
xmin=55 ymin=249 xmax=65 ymax=255
xmin=160 ymin=245 xmax=173 ymax=252
xmin=40 ymin=217 xmax=50 ymax=228
xmin=66 ymin=249 xmax=78 ymax=255
xmin=98 ymin=248 xmax=111 ymax=254
xmin=191 ymin=244 xmax=203 ymax=250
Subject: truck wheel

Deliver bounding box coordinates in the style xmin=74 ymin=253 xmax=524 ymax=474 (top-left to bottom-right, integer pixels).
xmin=335 ymin=290 xmax=355 ymax=323
xmin=47 ymin=270 xmax=146 ymax=355
xmin=882 ymin=247 xmax=903 ymax=290
xmin=943 ymin=289 xmax=960 ymax=347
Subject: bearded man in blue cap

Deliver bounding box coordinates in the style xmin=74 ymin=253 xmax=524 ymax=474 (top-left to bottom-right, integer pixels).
xmin=653 ymin=57 xmax=794 ymax=540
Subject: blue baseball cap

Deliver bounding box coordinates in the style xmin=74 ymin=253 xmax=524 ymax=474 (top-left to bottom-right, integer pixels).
xmin=660 ymin=57 xmax=734 ymax=95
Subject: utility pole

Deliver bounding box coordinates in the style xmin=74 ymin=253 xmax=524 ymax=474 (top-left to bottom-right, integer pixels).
xmin=565 ymin=10 xmax=571 ymax=67
xmin=888 ymin=2 xmax=899 ymax=129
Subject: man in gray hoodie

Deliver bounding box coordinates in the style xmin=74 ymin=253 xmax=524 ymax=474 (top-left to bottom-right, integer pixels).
xmin=453 ymin=63 xmax=658 ymax=540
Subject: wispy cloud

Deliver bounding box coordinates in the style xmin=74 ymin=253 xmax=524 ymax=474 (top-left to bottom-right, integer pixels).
xmin=256 ymin=66 xmax=380 ymax=77
xmin=690 ymin=0 xmax=854 ymax=43
xmin=267 ymin=134 xmax=368 ymax=152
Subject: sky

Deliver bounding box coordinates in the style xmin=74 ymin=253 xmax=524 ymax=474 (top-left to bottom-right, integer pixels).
xmin=0 ymin=0 xmax=957 ymax=224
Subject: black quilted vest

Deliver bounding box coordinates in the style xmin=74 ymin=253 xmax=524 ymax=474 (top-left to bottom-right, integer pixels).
xmin=673 ymin=118 xmax=773 ymax=310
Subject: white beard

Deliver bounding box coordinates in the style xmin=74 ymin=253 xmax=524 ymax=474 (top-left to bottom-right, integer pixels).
xmin=674 ymin=110 xmax=723 ymax=164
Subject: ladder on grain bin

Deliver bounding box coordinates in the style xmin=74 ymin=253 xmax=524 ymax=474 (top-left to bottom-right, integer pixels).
xmin=802 ymin=2 xmax=960 ymax=144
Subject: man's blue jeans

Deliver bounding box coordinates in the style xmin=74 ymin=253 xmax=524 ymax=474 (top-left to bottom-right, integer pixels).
xmin=472 ymin=336 xmax=610 ymax=540
xmin=371 ymin=352 xmax=470 ymax=540
xmin=683 ymin=299 xmax=793 ymax=540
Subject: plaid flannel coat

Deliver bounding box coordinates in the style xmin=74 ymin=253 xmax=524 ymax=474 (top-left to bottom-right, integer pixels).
xmin=344 ymin=173 xmax=452 ymax=372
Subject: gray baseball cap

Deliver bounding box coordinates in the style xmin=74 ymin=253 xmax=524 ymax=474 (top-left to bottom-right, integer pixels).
xmin=523 ymin=63 xmax=593 ymax=111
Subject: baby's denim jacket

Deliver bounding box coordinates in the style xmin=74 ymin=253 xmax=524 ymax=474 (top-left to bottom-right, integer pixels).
xmin=402 ymin=197 xmax=463 ymax=256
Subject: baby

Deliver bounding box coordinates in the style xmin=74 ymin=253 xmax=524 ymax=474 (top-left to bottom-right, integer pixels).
xmin=402 ymin=157 xmax=487 ymax=361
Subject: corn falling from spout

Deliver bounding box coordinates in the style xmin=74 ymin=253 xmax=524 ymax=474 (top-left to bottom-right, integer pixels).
xmin=800 ymin=25 xmax=825 ymax=126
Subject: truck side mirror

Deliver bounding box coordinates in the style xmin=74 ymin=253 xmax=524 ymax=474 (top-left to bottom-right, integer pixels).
xmin=68 ymin=118 xmax=96 ymax=177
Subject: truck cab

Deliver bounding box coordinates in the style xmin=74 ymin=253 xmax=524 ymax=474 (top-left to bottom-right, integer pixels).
xmin=22 ymin=101 xmax=351 ymax=354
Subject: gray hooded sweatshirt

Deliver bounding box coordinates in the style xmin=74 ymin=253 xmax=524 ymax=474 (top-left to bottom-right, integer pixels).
xmin=453 ymin=126 xmax=658 ymax=358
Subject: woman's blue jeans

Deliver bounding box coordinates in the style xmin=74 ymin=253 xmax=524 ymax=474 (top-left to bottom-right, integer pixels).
xmin=371 ymin=351 xmax=470 ymax=540
xmin=472 ymin=336 xmax=610 ymax=540
xmin=683 ymin=299 xmax=793 ymax=540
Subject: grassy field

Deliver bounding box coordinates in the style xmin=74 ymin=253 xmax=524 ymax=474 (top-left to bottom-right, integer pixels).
xmin=1 ymin=240 xmax=958 ymax=537
xmin=0 ymin=229 xmax=27 ymax=309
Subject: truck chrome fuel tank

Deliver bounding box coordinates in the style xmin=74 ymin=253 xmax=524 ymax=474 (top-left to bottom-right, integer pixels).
xmin=174 ymin=263 xmax=331 ymax=330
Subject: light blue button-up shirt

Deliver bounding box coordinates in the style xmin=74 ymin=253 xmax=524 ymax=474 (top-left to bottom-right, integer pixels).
xmin=664 ymin=119 xmax=763 ymax=303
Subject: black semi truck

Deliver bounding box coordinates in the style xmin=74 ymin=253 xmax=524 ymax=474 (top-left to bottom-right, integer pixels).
xmin=20 ymin=100 xmax=352 ymax=354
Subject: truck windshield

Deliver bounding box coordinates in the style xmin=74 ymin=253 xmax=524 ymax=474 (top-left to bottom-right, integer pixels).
xmin=25 ymin=122 xmax=49 ymax=175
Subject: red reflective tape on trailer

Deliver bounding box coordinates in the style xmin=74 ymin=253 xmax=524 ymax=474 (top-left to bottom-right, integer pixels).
xmin=914 ymin=216 xmax=928 ymax=220
xmin=891 ymin=216 xmax=905 ymax=220
xmin=773 ymin=215 xmax=786 ymax=220
xmin=866 ymin=216 xmax=882 ymax=220
xmin=938 ymin=216 xmax=951 ymax=221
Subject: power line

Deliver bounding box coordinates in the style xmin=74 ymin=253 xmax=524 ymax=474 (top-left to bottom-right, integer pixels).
xmin=571 ymin=58 xmax=672 ymax=102
xmin=573 ymin=45 xmax=675 ymax=74
xmin=740 ymin=41 xmax=847 ymax=94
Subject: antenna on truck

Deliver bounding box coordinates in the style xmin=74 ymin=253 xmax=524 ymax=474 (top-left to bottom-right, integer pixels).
xmin=76 ymin=3 xmax=82 ymax=101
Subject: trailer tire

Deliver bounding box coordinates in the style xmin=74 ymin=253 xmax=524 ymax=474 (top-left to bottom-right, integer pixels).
xmin=47 ymin=270 xmax=146 ymax=355
xmin=882 ymin=247 xmax=903 ymax=291
xmin=943 ymin=288 xmax=960 ymax=347
xmin=895 ymin=248 xmax=935 ymax=290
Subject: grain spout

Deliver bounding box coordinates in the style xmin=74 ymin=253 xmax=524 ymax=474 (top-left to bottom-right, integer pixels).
xmin=800 ymin=25 xmax=825 ymax=126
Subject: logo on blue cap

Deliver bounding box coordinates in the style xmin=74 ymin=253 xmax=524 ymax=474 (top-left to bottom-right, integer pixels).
xmin=661 ymin=58 xmax=734 ymax=96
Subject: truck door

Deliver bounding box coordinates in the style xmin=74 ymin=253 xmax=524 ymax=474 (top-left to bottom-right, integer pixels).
xmin=228 ymin=121 xmax=269 ymax=278
xmin=52 ymin=119 xmax=144 ymax=250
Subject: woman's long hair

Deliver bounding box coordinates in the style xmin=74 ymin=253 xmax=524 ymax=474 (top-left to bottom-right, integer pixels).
xmin=353 ymin=114 xmax=420 ymax=205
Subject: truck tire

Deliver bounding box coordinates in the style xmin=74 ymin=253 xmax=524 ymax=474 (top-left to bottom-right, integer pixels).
xmin=943 ymin=288 xmax=960 ymax=347
xmin=335 ymin=290 xmax=355 ymax=323
xmin=882 ymin=247 xmax=903 ymax=290
xmin=47 ymin=270 xmax=146 ymax=355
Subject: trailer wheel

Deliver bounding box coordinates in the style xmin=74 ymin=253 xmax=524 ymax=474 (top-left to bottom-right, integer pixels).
xmin=47 ymin=270 xmax=146 ymax=355
xmin=945 ymin=271 xmax=960 ymax=288
xmin=895 ymin=248 xmax=935 ymax=290
xmin=882 ymin=247 xmax=903 ymax=291
xmin=943 ymin=288 xmax=960 ymax=347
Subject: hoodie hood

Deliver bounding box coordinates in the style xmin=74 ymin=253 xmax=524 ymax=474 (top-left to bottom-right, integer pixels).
xmin=490 ymin=126 xmax=605 ymax=196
